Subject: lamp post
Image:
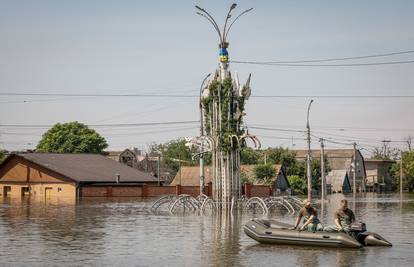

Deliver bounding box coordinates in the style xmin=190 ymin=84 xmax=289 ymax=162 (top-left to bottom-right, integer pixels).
xmin=199 ymin=73 xmax=211 ymax=195
xmin=306 ymin=99 xmax=314 ymax=201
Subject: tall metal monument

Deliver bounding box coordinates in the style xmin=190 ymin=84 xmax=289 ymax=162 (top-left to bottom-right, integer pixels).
xmin=195 ymin=4 xmax=260 ymax=206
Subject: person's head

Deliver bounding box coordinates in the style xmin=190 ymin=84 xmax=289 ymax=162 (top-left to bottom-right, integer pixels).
xmin=340 ymin=199 xmax=348 ymax=210
xmin=303 ymin=199 xmax=311 ymax=209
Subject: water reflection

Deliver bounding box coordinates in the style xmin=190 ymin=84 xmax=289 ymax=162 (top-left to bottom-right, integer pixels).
xmin=210 ymin=210 xmax=242 ymax=266
xmin=0 ymin=194 xmax=413 ymax=266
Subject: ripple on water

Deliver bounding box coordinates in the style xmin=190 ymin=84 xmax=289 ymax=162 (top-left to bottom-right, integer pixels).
xmin=0 ymin=193 xmax=413 ymax=266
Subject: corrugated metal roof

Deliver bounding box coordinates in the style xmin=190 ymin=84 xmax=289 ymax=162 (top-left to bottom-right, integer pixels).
xmin=8 ymin=153 xmax=158 ymax=183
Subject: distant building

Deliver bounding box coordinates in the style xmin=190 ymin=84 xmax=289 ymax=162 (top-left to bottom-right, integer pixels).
xmin=170 ymin=165 xmax=290 ymax=193
xmin=326 ymin=170 xmax=352 ymax=193
xmin=293 ymin=149 xmax=366 ymax=192
xmin=364 ymin=159 xmax=396 ymax=192
xmin=0 ymin=153 xmax=158 ymax=198
xmin=107 ymin=148 xmax=174 ymax=184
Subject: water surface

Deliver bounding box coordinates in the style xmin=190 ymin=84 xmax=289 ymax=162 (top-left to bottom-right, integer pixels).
xmin=0 ymin=193 xmax=413 ymax=267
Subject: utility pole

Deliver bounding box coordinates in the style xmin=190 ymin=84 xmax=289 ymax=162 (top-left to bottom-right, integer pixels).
xmin=199 ymin=73 xmax=211 ymax=195
xmin=320 ymin=138 xmax=325 ymax=201
xmin=179 ymin=156 xmax=182 ymax=186
xmin=400 ymin=149 xmax=403 ymax=194
xmin=157 ymin=154 xmax=161 ymax=186
xmin=353 ymin=142 xmax=357 ymax=194
xmin=306 ymin=99 xmax=314 ymax=201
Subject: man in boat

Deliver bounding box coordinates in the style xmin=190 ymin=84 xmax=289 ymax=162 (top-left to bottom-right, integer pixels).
xmin=324 ymin=199 xmax=356 ymax=233
xmin=291 ymin=199 xmax=323 ymax=232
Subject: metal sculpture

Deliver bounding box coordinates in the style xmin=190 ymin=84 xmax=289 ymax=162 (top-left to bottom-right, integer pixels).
xmin=195 ymin=3 xmax=256 ymax=207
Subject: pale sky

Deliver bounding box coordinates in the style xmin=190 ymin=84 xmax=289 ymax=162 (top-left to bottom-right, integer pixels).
xmin=1 ymin=0 xmax=414 ymax=156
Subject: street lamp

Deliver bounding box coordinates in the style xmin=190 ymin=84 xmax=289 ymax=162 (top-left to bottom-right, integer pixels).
xmin=199 ymin=73 xmax=211 ymax=195
xmin=196 ymin=4 xmax=253 ymax=47
xmin=306 ymin=99 xmax=314 ymax=201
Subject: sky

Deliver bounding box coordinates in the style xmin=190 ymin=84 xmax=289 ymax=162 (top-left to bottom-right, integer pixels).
xmin=0 ymin=0 xmax=414 ymax=156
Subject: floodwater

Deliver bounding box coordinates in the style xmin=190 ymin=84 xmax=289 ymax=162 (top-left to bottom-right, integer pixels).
xmin=0 ymin=193 xmax=413 ymax=267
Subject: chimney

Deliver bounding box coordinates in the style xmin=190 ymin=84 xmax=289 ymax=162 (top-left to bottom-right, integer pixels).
xmin=115 ymin=173 xmax=120 ymax=184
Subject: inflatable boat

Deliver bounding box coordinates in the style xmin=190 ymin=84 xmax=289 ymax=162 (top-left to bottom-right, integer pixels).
xmin=244 ymin=219 xmax=392 ymax=248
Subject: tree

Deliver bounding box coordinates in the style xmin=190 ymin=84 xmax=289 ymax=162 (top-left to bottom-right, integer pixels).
xmin=265 ymin=147 xmax=300 ymax=176
xmin=0 ymin=150 xmax=7 ymax=163
xmin=392 ymin=150 xmax=414 ymax=191
xmin=149 ymin=138 xmax=196 ymax=172
xmin=288 ymin=175 xmax=307 ymax=195
xmin=372 ymin=142 xmax=399 ymax=160
xmin=254 ymin=164 xmax=276 ymax=185
xmin=240 ymin=147 xmax=261 ymax=164
xmin=405 ymin=136 xmax=413 ymax=151
xmin=36 ymin=122 xmax=108 ymax=153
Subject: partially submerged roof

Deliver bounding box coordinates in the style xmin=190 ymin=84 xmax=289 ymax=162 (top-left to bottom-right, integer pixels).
xmin=293 ymin=148 xmax=365 ymax=171
xmin=326 ymin=170 xmax=351 ymax=191
xmin=1 ymin=153 xmax=158 ymax=183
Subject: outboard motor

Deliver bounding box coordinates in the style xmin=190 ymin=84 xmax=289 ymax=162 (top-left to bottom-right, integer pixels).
xmin=350 ymin=222 xmax=392 ymax=247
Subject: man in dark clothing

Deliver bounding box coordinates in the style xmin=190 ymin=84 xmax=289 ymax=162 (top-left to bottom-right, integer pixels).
xmin=291 ymin=199 xmax=323 ymax=232
xmin=324 ymin=199 xmax=356 ymax=232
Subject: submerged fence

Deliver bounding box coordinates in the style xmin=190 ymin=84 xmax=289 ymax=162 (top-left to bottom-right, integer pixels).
xmin=81 ymin=183 xmax=278 ymax=198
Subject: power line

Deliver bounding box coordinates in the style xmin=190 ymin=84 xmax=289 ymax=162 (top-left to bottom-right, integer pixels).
xmin=248 ymin=125 xmax=305 ymax=133
xmin=231 ymin=60 xmax=414 ymax=67
xmin=2 ymin=93 xmax=414 ymax=99
xmin=0 ymin=120 xmax=199 ymax=129
xmin=231 ymin=49 xmax=414 ymax=64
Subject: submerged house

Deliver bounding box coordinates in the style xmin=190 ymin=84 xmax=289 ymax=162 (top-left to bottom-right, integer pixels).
xmin=364 ymin=159 xmax=396 ymax=192
xmin=326 ymin=170 xmax=352 ymax=193
xmin=170 ymin=164 xmax=290 ymax=194
xmin=293 ymin=149 xmax=366 ymax=192
xmin=107 ymin=148 xmax=174 ymax=184
xmin=0 ymin=153 xmax=158 ymax=198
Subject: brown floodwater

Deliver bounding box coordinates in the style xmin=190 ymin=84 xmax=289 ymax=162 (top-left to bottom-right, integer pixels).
xmin=0 ymin=193 xmax=413 ymax=267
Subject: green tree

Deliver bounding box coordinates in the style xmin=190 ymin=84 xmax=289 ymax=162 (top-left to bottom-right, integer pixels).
xmin=288 ymin=175 xmax=307 ymax=195
xmin=149 ymin=138 xmax=196 ymax=172
xmin=36 ymin=121 xmax=108 ymax=153
xmin=392 ymin=150 xmax=414 ymax=191
xmin=254 ymin=163 xmax=276 ymax=185
xmin=0 ymin=149 xmax=7 ymax=163
xmin=240 ymin=147 xmax=261 ymax=164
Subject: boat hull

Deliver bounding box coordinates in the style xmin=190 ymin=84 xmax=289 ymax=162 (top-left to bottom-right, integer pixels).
xmin=244 ymin=219 xmax=363 ymax=248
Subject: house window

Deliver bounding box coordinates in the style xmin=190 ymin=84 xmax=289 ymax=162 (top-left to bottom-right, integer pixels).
xmin=21 ymin=187 xmax=30 ymax=196
xmin=57 ymin=187 xmax=62 ymax=192
xmin=3 ymin=186 xmax=11 ymax=196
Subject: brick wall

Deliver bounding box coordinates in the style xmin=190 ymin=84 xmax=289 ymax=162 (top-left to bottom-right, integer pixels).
xmin=244 ymin=183 xmax=272 ymax=198
xmin=81 ymin=184 xmax=212 ymax=198
xmin=145 ymin=186 xmax=176 ymax=197
xmin=112 ymin=186 xmax=142 ymax=197
xmin=81 ymin=186 xmax=108 ymax=197
xmin=180 ymin=186 xmax=201 ymax=197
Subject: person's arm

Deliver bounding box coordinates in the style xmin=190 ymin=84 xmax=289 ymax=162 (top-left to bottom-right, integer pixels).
xmin=350 ymin=211 xmax=356 ymax=223
xmin=334 ymin=212 xmax=343 ymax=230
xmin=300 ymin=215 xmax=315 ymax=231
xmin=292 ymin=214 xmax=302 ymax=229
xmin=335 ymin=218 xmax=343 ymax=230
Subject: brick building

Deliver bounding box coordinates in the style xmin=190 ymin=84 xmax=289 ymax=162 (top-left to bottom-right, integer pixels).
xmin=0 ymin=153 xmax=158 ymax=199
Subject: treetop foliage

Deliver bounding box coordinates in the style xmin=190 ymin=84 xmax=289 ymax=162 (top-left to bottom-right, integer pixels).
xmin=36 ymin=121 xmax=108 ymax=154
